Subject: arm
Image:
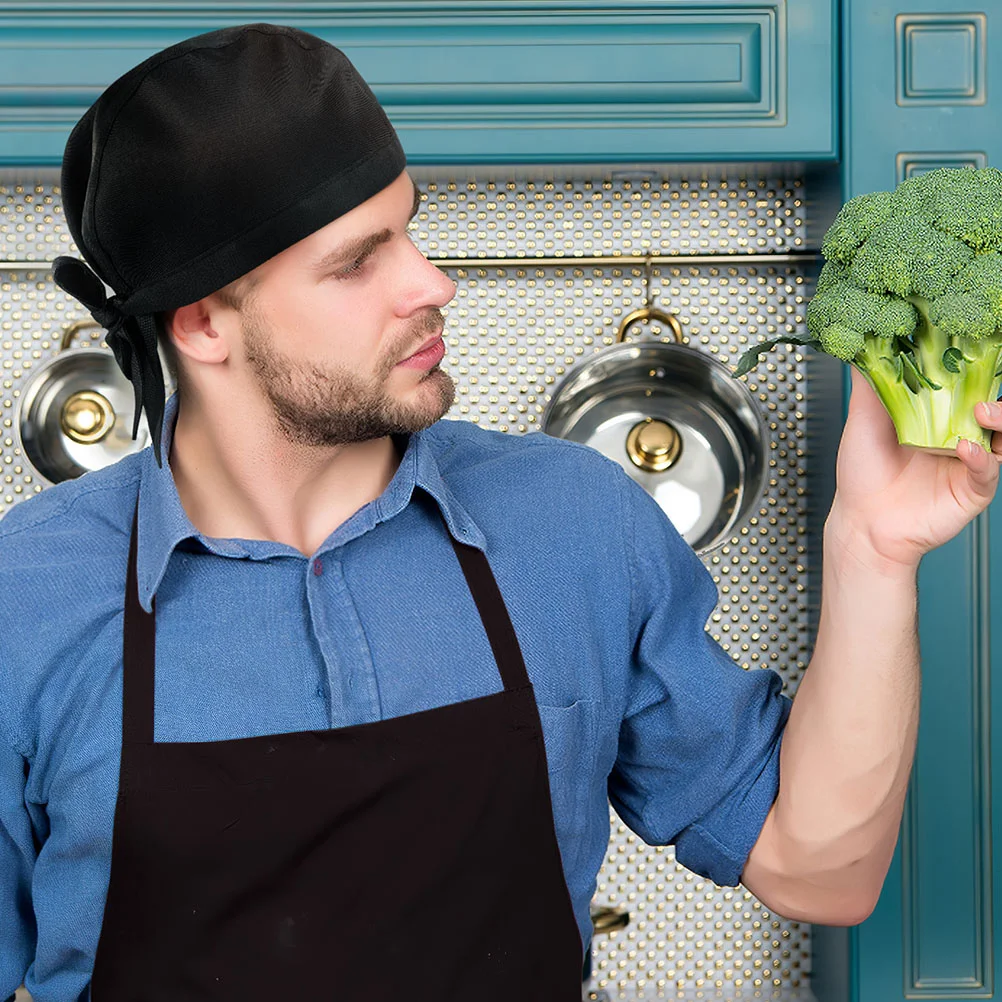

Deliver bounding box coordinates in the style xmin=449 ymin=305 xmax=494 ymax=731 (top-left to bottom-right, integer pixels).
xmin=0 ymin=734 xmax=36 ymax=999
xmin=609 ymin=467 xmax=791 ymax=891
xmin=741 ymin=371 xmax=1001 ymax=924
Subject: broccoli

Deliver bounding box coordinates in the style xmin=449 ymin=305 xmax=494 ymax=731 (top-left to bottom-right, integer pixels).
xmin=735 ymin=167 xmax=1002 ymax=453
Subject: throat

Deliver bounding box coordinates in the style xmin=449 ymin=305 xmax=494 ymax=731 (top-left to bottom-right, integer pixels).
xmin=170 ymin=415 xmax=403 ymax=554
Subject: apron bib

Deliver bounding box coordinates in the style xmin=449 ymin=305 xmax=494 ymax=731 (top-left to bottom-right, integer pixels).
xmin=89 ymin=506 xmax=583 ymax=1001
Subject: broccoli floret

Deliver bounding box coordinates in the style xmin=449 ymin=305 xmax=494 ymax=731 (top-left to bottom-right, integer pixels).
xmin=814 ymin=259 xmax=849 ymax=294
xmin=735 ymin=167 xmax=1002 ymax=453
xmin=807 ymin=280 xmax=919 ymax=354
xmin=821 ymin=190 xmax=895 ymax=264
xmin=948 ymin=254 xmax=1002 ymax=322
xmin=928 ymin=167 xmax=1002 ymax=252
xmin=848 ymin=215 xmax=974 ymax=298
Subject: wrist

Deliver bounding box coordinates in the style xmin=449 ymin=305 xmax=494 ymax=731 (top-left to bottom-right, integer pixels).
xmin=823 ymin=505 xmax=921 ymax=584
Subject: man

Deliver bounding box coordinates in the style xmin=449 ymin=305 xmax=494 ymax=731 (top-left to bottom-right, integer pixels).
xmin=0 ymin=22 xmax=999 ymax=1002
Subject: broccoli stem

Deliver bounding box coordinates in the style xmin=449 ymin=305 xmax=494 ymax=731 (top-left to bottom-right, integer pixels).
xmin=854 ymin=296 xmax=1002 ymax=452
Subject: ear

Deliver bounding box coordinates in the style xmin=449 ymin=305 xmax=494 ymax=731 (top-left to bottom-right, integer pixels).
xmin=163 ymin=298 xmax=232 ymax=366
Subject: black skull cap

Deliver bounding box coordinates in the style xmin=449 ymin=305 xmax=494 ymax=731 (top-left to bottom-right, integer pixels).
xmin=53 ymin=23 xmax=406 ymax=464
xmin=61 ymin=22 xmax=406 ymax=316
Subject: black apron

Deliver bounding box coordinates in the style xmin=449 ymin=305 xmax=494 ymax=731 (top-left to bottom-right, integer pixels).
xmin=89 ymin=508 xmax=583 ymax=1000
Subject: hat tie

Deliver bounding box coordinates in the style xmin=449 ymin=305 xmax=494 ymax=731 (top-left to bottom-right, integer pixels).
xmin=52 ymin=256 xmax=166 ymax=465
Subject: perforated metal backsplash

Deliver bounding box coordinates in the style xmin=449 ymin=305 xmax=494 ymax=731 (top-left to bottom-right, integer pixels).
xmin=2 ymin=172 xmax=815 ymax=999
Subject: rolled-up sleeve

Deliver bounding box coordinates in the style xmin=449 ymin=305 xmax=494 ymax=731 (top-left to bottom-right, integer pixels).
xmin=0 ymin=728 xmax=35 ymax=1000
xmin=609 ymin=474 xmax=791 ymax=887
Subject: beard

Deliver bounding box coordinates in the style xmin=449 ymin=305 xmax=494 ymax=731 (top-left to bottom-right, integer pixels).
xmin=242 ymin=306 xmax=456 ymax=447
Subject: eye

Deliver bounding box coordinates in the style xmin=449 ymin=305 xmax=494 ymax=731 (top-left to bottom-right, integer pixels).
xmin=335 ymin=256 xmax=369 ymax=280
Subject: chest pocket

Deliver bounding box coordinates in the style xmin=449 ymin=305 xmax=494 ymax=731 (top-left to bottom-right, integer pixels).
xmin=537 ymin=699 xmax=600 ymax=873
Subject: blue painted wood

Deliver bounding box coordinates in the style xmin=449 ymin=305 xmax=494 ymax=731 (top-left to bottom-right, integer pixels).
xmin=897 ymin=14 xmax=986 ymax=106
xmin=851 ymin=525 xmax=993 ymax=1002
xmin=904 ymin=523 xmax=992 ymax=996
xmin=0 ymin=1 xmax=836 ymax=165
xmin=844 ymin=1 xmax=1001 ymax=196
xmin=842 ymin=2 xmax=1002 ymax=1001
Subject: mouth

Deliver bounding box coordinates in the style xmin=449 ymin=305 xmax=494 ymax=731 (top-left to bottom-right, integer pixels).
xmin=398 ymin=330 xmax=446 ymax=369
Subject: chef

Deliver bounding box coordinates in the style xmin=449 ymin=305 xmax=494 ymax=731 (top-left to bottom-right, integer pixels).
xmin=1 ymin=22 xmax=999 ymax=1002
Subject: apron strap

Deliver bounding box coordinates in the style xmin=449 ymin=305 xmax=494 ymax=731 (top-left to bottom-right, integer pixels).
xmin=123 ymin=500 xmax=156 ymax=744
xmin=447 ymin=536 xmax=532 ymax=693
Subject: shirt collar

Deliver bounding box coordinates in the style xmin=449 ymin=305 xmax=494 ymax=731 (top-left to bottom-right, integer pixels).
xmin=135 ymin=395 xmax=487 ymax=611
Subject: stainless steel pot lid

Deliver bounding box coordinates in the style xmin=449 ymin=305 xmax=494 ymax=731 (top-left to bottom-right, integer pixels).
xmin=18 ymin=320 xmax=154 ymax=484
xmin=542 ymin=337 xmax=768 ymax=555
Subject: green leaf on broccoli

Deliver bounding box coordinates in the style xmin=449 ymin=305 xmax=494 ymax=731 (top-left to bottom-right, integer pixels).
xmin=732 ymin=337 xmax=818 ymax=378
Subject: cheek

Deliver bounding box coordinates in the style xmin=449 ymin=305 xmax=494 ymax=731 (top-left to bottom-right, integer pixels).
xmin=260 ymin=287 xmax=386 ymax=364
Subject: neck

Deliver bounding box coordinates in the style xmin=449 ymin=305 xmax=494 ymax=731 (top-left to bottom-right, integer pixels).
xmin=168 ymin=391 xmax=403 ymax=556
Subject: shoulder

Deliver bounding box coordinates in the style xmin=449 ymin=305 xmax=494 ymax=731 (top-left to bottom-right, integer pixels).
xmin=0 ymin=452 xmax=140 ymax=567
xmin=421 ymin=420 xmax=647 ymax=588
xmin=0 ymin=455 xmax=141 ymax=753
xmin=424 ymin=419 xmax=628 ymax=501
xmin=424 ymin=419 xmax=685 ymax=545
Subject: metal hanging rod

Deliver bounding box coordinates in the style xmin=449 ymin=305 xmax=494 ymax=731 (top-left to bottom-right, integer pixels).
xmin=3 ymin=261 xmax=55 ymax=272
xmin=429 ymin=251 xmax=819 ymax=269
xmin=3 ymin=251 xmax=819 ymax=274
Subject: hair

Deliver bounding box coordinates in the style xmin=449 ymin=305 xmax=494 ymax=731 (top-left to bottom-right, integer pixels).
xmin=215 ymin=271 xmax=260 ymax=312
xmin=154 ymin=312 xmax=180 ymax=386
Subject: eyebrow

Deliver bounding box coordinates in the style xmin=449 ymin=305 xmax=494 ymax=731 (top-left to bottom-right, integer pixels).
xmin=311 ymin=181 xmax=423 ymax=274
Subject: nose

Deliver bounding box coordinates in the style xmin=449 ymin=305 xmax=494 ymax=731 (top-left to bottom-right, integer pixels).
xmin=396 ymin=240 xmax=456 ymax=315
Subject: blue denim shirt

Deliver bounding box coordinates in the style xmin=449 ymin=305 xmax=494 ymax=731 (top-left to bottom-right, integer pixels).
xmin=0 ymin=395 xmax=789 ymax=1001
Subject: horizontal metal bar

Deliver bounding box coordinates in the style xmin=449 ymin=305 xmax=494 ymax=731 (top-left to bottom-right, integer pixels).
xmin=2 ymin=251 xmax=819 ymax=274
xmin=427 ymin=252 xmax=820 ymax=269
xmin=1 ymin=260 xmax=53 ymax=271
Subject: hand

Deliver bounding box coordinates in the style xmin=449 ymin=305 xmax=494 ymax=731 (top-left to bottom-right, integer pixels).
xmin=827 ymin=368 xmax=1002 ymax=573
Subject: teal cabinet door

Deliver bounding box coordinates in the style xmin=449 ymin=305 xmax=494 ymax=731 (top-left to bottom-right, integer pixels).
xmin=0 ymin=1 xmax=835 ymax=165
xmin=836 ymin=4 xmax=1002 ymax=1001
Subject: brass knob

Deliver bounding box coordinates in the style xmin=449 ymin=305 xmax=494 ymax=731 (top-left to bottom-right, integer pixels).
xmin=60 ymin=390 xmax=115 ymax=444
xmin=591 ymin=905 xmax=630 ymax=935
xmin=626 ymin=418 xmax=681 ymax=472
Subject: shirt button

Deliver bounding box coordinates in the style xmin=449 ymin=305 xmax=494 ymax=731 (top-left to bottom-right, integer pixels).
xmin=313 ymin=559 xmax=323 ymax=577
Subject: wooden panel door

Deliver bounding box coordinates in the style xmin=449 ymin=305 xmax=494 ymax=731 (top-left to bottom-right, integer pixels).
xmin=828 ymin=4 xmax=1002 ymax=1001
xmin=0 ymin=1 xmax=835 ymax=165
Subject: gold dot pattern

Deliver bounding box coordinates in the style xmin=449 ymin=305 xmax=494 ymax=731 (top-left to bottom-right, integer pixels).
xmin=418 ymin=175 xmax=812 ymax=999
xmin=3 ymin=174 xmax=812 ymax=997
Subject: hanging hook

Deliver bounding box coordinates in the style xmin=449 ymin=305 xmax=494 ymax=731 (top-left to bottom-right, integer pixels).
xmin=615 ymin=255 xmax=682 ymax=344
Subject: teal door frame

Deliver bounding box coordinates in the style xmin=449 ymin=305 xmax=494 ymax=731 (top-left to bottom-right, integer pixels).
xmin=840 ymin=3 xmax=1001 ymax=1001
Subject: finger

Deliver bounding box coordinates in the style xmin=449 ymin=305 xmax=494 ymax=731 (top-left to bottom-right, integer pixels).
xmin=976 ymin=402 xmax=1002 ymax=459
xmin=847 ymin=367 xmax=882 ymax=416
xmin=846 ymin=367 xmax=898 ymax=446
xmin=956 ymin=439 xmax=1000 ymax=505
xmin=976 ymin=400 xmax=1002 ymax=429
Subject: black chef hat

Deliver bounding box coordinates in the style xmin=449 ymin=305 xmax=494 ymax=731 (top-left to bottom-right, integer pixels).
xmin=52 ymin=23 xmax=406 ymax=464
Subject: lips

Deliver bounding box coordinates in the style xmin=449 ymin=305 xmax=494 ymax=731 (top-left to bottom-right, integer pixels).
xmin=398 ymin=332 xmax=446 ymax=370
xmin=406 ymin=332 xmax=443 ymax=358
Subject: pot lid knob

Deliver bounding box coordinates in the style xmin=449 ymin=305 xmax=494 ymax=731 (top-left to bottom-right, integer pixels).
xmin=626 ymin=417 xmax=682 ymax=472
xmin=61 ymin=390 xmax=115 ymax=445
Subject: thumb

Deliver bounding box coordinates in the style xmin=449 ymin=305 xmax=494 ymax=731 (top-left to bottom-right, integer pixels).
xmin=846 ymin=366 xmax=899 ymax=445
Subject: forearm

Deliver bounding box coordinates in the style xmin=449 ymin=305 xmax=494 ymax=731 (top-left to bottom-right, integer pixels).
xmin=744 ymin=507 xmax=920 ymax=922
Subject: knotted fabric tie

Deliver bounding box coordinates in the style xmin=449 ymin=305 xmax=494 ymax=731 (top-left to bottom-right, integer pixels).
xmin=52 ymin=256 xmax=166 ymax=466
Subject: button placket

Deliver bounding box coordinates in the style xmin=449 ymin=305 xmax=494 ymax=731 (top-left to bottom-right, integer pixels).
xmin=305 ymin=555 xmax=380 ymax=727
xmin=303 ymin=555 xmax=342 ymax=727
